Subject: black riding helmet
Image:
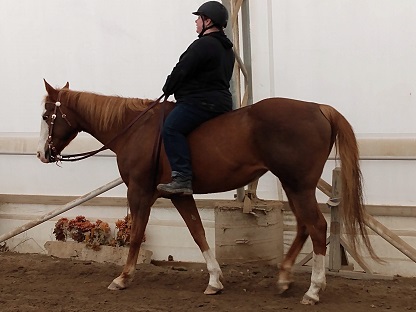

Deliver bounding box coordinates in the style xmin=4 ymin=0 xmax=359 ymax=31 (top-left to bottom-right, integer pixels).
xmin=193 ymin=1 xmax=229 ymax=28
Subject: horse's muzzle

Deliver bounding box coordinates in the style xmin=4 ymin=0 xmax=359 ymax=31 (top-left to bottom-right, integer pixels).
xmin=36 ymin=151 xmax=48 ymax=163
xmin=38 ymin=149 xmax=55 ymax=163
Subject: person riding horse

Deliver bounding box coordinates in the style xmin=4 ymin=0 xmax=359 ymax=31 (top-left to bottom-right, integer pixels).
xmin=38 ymin=3 xmax=378 ymax=305
xmin=157 ymin=1 xmax=235 ymax=196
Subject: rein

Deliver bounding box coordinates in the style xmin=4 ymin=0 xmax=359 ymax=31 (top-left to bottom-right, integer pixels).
xmin=47 ymin=94 xmax=165 ymax=162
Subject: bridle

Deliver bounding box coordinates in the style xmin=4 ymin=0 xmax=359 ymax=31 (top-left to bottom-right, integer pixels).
xmin=45 ymin=99 xmax=73 ymax=163
xmin=44 ymin=94 xmax=166 ymax=163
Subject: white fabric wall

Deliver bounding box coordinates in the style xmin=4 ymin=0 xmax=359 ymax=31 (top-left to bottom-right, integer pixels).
xmin=1 ymin=0 xmax=416 ymax=202
xmin=2 ymin=1 xmax=415 ymax=134
xmin=0 ymin=0 xmax=415 ymax=201
xmin=251 ymin=1 xmax=416 ymax=134
xmin=1 ymin=0 xmax=416 ymax=271
xmin=0 ymin=0 xmax=206 ymax=132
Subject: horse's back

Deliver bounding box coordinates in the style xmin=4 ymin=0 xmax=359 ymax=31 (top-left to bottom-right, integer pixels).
xmin=188 ymin=98 xmax=334 ymax=193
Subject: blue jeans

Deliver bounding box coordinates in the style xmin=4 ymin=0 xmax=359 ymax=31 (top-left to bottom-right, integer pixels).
xmin=162 ymin=101 xmax=224 ymax=179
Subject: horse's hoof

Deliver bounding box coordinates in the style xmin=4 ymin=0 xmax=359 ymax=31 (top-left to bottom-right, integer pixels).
xmin=301 ymin=294 xmax=318 ymax=305
xmin=107 ymin=281 xmax=126 ymax=291
xmin=204 ymin=284 xmax=223 ymax=295
xmin=277 ymin=281 xmax=292 ymax=294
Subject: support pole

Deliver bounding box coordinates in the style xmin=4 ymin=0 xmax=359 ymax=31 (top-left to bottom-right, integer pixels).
xmin=223 ymin=0 xmax=244 ymax=202
xmin=328 ymin=168 xmax=344 ymax=271
xmin=223 ymin=0 xmax=254 ymax=202
xmin=0 ymin=177 xmax=123 ymax=243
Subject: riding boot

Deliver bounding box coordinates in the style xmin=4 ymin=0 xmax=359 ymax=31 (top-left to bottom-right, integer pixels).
xmin=157 ymin=172 xmax=193 ymax=196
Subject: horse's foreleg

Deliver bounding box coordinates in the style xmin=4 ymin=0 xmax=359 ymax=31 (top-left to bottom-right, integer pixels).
xmin=108 ymin=191 xmax=152 ymax=291
xmin=171 ymin=196 xmax=223 ymax=295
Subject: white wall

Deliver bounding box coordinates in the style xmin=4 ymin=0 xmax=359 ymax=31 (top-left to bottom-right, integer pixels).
xmin=4 ymin=1 xmax=413 ymax=134
xmin=255 ymin=1 xmax=416 ymax=134
xmin=1 ymin=1 xmax=415 ymax=274
xmin=0 ymin=0 xmax=206 ymax=133
xmin=2 ymin=0 xmax=416 ymax=200
xmin=249 ymin=0 xmax=416 ymax=206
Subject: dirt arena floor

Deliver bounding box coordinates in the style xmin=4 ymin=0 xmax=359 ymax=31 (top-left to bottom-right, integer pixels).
xmin=0 ymin=252 xmax=415 ymax=312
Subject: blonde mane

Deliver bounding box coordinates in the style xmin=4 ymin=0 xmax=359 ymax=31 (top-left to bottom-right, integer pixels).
xmin=61 ymin=90 xmax=155 ymax=131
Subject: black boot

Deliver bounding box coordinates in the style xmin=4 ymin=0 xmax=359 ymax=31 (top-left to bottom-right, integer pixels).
xmin=157 ymin=172 xmax=193 ymax=196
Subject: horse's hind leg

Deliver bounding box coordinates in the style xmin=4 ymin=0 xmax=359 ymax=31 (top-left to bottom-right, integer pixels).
xmin=171 ymin=196 xmax=223 ymax=295
xmin=283 ymin=188 xmax=327 ymax=305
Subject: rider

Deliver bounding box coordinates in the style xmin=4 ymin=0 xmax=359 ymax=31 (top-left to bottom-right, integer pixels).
xmin=157 ymin=1 xmax=235 ymax=196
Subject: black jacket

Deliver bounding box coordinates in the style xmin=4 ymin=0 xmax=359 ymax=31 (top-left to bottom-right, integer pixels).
xmin=163 ymin=31 xmax=235 ymax=112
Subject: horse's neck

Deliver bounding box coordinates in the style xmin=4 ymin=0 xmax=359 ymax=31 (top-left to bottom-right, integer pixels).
xmin=72 ymin=96 xmax=124 ymax=149
xmin=76 ymin=99 xmax=157 ymax=153
xmin=72 ymin=94 xmax=173 ymax=152
xmin=80 ymin=122 xmax=117 ymax=151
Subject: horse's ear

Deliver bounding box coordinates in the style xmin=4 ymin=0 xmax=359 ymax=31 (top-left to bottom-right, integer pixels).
xmin=44 ymin=79 xmax=58 ymax=98
xmin=63 ymin=82 xmax=69 ymax=89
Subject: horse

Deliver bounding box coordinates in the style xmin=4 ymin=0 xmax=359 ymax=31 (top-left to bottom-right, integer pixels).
xmin=37 ymin=80 xmax=377 ymax=305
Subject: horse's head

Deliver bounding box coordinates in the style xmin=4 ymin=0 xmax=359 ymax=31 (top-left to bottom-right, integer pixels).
xmin=36 ymin=80 xmax=79 ymax=163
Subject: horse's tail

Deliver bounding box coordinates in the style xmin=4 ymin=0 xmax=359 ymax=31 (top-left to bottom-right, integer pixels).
xmin=320 ymin=104 xmax=379 ymax=261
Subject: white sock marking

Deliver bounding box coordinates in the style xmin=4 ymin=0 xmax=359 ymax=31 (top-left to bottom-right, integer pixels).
xmin=203 ymin=249 xmax=223 ymax=289
xmin=304 ymin=253 xmax=326 ymax=302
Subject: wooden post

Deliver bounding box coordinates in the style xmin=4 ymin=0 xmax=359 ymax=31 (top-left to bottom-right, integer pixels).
xmin=223 ymin=0 xmax=254 ymax=202
xmin=328 ymin=167 xmax=343 ymax=271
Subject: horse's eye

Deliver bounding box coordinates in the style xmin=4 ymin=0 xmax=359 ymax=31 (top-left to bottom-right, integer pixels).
xmin=42 ymin=115 xmax=48 ymax=121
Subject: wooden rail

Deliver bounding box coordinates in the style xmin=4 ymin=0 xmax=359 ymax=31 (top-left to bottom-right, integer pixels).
xmin=1 ymin=171 xmax=415 ymax=270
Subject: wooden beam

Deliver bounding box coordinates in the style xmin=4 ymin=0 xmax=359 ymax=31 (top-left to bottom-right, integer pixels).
xmin=364 ymin=212 xmax=416 ymax=263
xmin=2 ymin=194 xmax=416 ymax=217
xmin=317 ymin=178 xmax=332 ymax=197
xmin=0 ymin=178 xmax=123 ymax=243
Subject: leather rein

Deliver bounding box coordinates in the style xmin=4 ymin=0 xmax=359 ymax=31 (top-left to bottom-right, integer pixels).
xmin=45 ymin=94 xmax=166 ymax=163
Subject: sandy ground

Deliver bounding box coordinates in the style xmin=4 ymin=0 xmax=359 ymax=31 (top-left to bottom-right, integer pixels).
xmin=0 ymin=252 xmax=415 ymax=312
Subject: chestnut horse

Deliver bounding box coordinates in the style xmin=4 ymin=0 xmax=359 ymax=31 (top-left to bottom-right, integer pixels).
xmin=37 ymin=80 xmax=376 ymax=305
